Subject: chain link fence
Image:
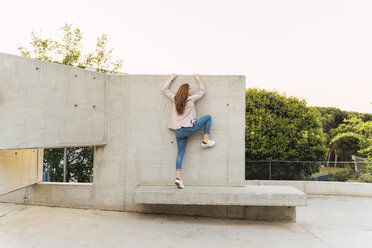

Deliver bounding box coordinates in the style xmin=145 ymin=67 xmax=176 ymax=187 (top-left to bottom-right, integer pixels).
xmin=245 ymin=160 xmax=372 ymax=181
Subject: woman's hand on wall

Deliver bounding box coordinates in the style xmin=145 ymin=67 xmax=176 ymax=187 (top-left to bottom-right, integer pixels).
xmin=194 ymin=73 xmax=201 ymax=84
xmin=170 ymin=74 xmax=177 ymax=82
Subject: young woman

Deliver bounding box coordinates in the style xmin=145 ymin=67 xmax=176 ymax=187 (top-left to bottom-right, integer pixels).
xmin=162 ymin=73 xmax=216 ymax=189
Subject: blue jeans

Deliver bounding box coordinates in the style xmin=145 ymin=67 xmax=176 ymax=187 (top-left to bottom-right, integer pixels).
xmin=174 ymin=115 xmax=212 ymax=171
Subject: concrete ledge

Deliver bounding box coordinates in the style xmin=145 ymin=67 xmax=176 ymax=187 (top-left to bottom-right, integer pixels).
xmin=25 ymin=182 xmax=94 ymax=209
xmin=0 ymin=182 xmax=95 ymax=209
xmin=246 ymin=180 xmax=372 ymax=198
xmin=134 ymin=185 xmax=307 ymax=206
xmin=136 ymin=204 xmax=296 ymax=222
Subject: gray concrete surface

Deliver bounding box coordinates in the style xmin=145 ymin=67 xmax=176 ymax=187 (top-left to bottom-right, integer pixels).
xmin=0 ymin=52 xmax=108 ymax=150
xmin=246 ymin=180 xmax=372 ymax=198
xmin=1 ymin=52 xmax=260 ymax=221
xmin=135 ymin=185 xmax=306 ymax=206
xmin=0 ymin=51 xmax=245 ymax=188
xmin=0 ymin=183 xmax=302 ymax=222
xmin=0 ymin=195 xmax=371 ymax=248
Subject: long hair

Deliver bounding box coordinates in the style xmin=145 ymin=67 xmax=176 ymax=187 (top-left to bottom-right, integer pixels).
xmin=174 ymin=83 xmax=189 ymax=115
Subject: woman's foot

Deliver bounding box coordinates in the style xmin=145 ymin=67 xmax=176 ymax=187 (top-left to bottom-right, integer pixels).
xmin=202 ymin=139 xmax=216 ymax=148
xmin=175 ymin=178 xmax=184 ymax=189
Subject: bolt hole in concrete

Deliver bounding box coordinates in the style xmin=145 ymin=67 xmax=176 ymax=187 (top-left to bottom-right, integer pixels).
xmin=227 ymin=103 xmax=229 ymax=106
xmin=93 ymin=105 xmax=96 ymax=109
xmin=74 ymin=104 xmax=78 ymax=107
xmin=75 ymin=74 xmax=77 ymax=77
xmin=36 ymin=67 xmax=39 ymax=70
xmin=93 ymin=77 xmax=96 ymax=79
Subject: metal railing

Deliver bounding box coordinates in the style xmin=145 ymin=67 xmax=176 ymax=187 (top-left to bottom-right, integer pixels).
xmin=245 ymin=160 xmax=372 ymax=181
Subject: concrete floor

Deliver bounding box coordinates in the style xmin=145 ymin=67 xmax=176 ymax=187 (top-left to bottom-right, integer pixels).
xmin=0 ymin=195 xmax=371 ymax=248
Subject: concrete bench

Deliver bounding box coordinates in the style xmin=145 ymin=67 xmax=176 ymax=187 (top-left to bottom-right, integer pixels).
xmin=135 ymin=185 xmax=307 ymax=206
xmin=134 ymin=185 xmax=306 ymax=222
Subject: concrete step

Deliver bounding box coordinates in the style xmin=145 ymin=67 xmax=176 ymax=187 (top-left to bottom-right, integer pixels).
xmin=135 ymin=185 xmax=307 ymax=206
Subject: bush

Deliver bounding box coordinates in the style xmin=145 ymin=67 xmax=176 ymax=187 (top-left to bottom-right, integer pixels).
xmin=245 ymin=88 xmax=327 ymax=180
xmin=358 ymin=173 xmax=372 ymax=183
xmin=366 ymin=163 xmax=372 ymax=174
xmin=329 ymin=165 xmax=372 ymax=183
xmin=329 ymin=168 xmax=357 ymax=182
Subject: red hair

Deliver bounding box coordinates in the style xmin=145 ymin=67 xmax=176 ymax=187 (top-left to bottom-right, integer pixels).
xmin=174 ymin=84 xmax=189 ymax=115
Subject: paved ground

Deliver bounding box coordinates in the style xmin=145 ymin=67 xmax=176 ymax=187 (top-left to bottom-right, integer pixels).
xmin=0 ymin=195 xmax=371 ymax=248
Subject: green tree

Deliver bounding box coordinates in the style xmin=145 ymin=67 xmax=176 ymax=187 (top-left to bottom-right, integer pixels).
xmin=310 ymin=107 xmax=348 ymax=134
xmin=43 ymin=147 xmax=94 ymax=182
xmin=18 ymin=23 xmax=123 ymax=182
xmin=329 ymin=122 xmax=361 ymax=161
xmin=310 ymin=106 xmax=372 ymax=165
xmin=245 ymin=88 xmax=327 ymax=180
xmin=328 ymin=118 xmax=372 ymax=183
xmin=18 ymin=23 xmax=123 ymax=73
xmin=327 ymin=108 xmax=372 ymax=183
xmin=330 ymin=117 xmax=372 ymax=162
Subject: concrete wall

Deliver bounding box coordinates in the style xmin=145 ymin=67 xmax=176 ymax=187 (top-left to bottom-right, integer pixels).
xmin=245 ymin=180 xmax=372 ymax=198
xmin=125 ymin=74 xmax=245 ymax=186
xmin=0 ymin=52 xmax=107 ymax=150
xmin=0 ymin=149 xmax=42 ymax=195
xmin=0 ymin=183 xmax=296 ymax=222
xmin=0 ymin=52 xmax=246 ymax=212
xmin=2 ymin=180 xmax=370 ymax=208
xmin=92 ymin=73 xmax=245 ymax=211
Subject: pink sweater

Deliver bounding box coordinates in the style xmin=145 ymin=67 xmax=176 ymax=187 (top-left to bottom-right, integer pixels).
xmin=162 ymin=79 xmax=206 ymax=130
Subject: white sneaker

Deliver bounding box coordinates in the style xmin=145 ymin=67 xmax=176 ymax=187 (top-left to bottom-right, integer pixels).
xmin=201 ymin=139 xmax=216 ymax=148
xmin=175 ymin=178 xmax=184 ymax=189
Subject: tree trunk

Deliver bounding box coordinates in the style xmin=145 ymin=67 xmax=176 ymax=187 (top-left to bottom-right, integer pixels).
xmin=334 ymin=149 xmax=338 ymax=168
xmin=326 ymin=145 xmax=331 ymax=167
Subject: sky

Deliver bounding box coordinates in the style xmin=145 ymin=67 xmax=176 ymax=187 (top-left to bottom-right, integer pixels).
xmin=1 ymin=0 xmax=371 ymax=113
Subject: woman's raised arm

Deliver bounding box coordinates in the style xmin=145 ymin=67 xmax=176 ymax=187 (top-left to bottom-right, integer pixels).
xmin=162 ymin=74 xmax=177 ymax=100
xmin=190 ymin=73 xmax=206 ymax=102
